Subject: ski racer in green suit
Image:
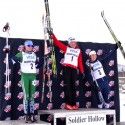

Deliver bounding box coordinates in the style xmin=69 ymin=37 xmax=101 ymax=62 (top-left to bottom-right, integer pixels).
xmin=12 ymin=40 xmax=38 ymax=123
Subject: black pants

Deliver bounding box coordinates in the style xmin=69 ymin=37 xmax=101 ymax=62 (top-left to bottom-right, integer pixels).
xmin=63 ymin=66 xmax=77 ymax=106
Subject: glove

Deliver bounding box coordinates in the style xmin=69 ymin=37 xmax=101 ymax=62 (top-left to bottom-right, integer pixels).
xmin=3 ymin=47 xmax=10 ymax=53
xmin=116 ymin=43 xmax=119 ymax=49
xmin=47 ymin=28 xmax=53 ymax=35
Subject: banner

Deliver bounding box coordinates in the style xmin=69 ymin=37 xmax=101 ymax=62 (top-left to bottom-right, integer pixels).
xmin=0 ymin=37 xmax=119 ymax=123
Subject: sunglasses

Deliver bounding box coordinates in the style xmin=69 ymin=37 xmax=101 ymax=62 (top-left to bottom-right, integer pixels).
xmin=27 ymin=45 xmax=34 ymax=47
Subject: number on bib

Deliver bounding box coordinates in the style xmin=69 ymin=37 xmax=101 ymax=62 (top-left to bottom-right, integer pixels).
xmin=98 ymin=70 xmax=102 ymax=75
xmin=30 ymin=63 xmax=33 ymax=69
xmin=71 ymin=56 xmax=74 ymax=62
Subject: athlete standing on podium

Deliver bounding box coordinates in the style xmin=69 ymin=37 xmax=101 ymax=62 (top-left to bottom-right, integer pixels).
xmin=12 ymin=40 xmax=37 ymax=123
xmin=47 ymin=29 xmax=85 ymax=110
xmin=86 ymin=49 xmax=117 ymax=109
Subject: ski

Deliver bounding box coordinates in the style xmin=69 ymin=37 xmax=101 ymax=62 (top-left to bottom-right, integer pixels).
xmin=41 ymin=15 xmax=49 ymax=103
xmin=42 ymin=0 xmax=57 ymax=103
xmin=101 ymin=10 xmax=125 ymax=59
xmin=44 ymin=0 xmax=57 ymax=76
xmin=44 ymin=0 xmax=51 ymax=29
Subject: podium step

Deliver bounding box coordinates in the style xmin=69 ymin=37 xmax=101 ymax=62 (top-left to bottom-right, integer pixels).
xmin=116 ymin=122 xmax=125 ymax=125
xmin=39 ymin=108 xmax=116 ymax=125
xmin=0 ymin=120 xmax=51 ymax=125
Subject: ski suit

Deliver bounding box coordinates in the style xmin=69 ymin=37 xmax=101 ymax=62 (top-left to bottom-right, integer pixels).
xmin=50 ymin=34 xmax=85 ymax=106
xmin=14 ymin=51 xmax=37 ymax=115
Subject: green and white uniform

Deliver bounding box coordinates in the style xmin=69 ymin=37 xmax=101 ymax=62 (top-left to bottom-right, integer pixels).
xmin=16 ymin=51 xmax=37 ymax=115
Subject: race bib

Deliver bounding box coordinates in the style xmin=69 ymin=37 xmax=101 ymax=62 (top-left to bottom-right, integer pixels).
xmin=90 ymin=60 xmax=106 ymax=80
xmin=63 ymin=47 xmax=80 ymax=68
xmin=21 ymin=52 xmax=37 ymax=73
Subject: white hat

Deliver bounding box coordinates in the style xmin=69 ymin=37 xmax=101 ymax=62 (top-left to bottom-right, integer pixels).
xmin=68 ymin=37 xmax=76 ymax=43
xmin=89 ymin=50 xmax=96 ymax=56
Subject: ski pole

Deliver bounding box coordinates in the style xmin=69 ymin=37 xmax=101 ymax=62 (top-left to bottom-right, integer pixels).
xmin=3 ymin=22 xmax=10 ymax=94
xmin=101 ymin=10 xmax=125 ymax=59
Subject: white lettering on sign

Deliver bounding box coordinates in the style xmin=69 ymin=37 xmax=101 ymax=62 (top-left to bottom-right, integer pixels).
xmin=66 ymin=114 xmax=106 ymax=125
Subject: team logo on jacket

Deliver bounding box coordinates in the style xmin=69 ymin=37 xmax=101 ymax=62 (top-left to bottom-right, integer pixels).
xmin=17 ymin=104 xmax=24 ymax=111
xmin=4 ymin=105 xmax=11 ymax=113
xmin=109 ymin=60 xmax=114 ymax=66
xmin=34 ymin=103 xmax=39 ymax=110
xmin=4 ymin=93 xmax=11 ymax=100
xmin=17 ymin=92 xmax=24 ymax=99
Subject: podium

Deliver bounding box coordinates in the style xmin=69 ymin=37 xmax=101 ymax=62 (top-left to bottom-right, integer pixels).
xmin=39 ymin=108 xmax=116 ymax=125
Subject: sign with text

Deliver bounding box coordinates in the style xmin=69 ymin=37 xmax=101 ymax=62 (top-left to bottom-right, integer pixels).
xmin=66 ymin=113 xmax=106 ymax=125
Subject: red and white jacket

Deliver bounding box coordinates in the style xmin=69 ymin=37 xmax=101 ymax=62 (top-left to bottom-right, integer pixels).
xmin=50 ymin=34 xmax=85 ymax=74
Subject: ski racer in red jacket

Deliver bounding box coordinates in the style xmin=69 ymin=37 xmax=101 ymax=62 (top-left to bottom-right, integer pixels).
xmin=48 ymin=30 xmax=85 ymax=110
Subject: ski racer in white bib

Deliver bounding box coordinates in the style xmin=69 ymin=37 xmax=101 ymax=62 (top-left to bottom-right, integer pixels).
xmin=47 ymin=29 xmax=85 ymax=110
xmin=12 ymin=40 xmax=38 ymax=123
xmin=87 ymin=50 xmax=117 ymax=109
